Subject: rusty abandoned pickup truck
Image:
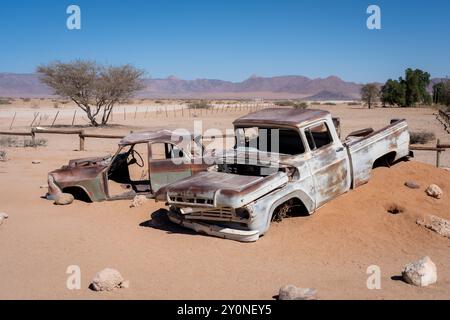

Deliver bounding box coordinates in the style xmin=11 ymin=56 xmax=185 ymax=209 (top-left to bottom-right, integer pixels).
xmin=47 ymin=130 xmax=209 ymax=202
xmin=155 ymin=108 xmax=411 ymax=242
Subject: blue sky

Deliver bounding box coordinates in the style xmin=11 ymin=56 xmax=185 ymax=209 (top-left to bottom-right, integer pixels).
xmin=0 ymin=0 xmax=449 ymax=83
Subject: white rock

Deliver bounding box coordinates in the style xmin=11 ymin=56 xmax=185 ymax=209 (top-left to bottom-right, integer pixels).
xmin=119 ymin=280 xmax=130 ymax=289
xmin=0 ymin=213 xmax=8 ymax=226
xmin=417 ymin=215 xmax=450 ymax=238
xmin=278 ymin=285 xmax=317 ymax=300
xmin=402 ymin=256 xmax=437 ymax=287
xmin=90 ymin=268 xmax=124 ymax=291
xmin=54 ymin=193 xmax=74 ymax=205
xmin=130 ymin=195 xmax=148 ymax=208
xmin=426 ymin=184 xmax=443 ymax=199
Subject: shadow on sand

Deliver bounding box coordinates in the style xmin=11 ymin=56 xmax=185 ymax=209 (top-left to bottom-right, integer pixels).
xmin=139 ymin=208 xmax=198 ymax=236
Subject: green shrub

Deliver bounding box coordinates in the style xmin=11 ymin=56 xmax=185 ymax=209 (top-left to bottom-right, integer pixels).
xmin=0 ymin=136 xmax=48 ymax=148
xmin=409 ymin=131 xmax=435 ymax=144
xmin=293 ymin=102 xmax=309 ymax=109
xmin=274 ymin=100 xmax=296 ymax=107
xmin=0 ymin=98 xmax=12 ymax=105
xmin=188 ymin=100 xmax=212 ymax=109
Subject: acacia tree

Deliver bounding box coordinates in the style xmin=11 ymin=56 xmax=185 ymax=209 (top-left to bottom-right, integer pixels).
xmin=361 ymin=83 xmax=380 ymax=109
xmin=37 ymin=60 xmax=144 ymax=126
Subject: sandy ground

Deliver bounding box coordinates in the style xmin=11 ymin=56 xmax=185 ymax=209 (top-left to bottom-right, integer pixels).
xmin=0 ymin=102 xmax=449 ymax=299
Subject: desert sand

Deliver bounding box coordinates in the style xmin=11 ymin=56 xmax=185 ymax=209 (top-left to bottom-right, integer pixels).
xmin=0 ymin=102 xmax=449 ymax=299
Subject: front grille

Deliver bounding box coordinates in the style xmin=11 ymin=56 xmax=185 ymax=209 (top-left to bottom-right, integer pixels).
xmin=169 ymin=195 xmax=214 ymax=206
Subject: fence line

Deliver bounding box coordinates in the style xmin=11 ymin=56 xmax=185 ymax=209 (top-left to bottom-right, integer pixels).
xmin=1 ymin=126 xmax=449 ymax=167
xmin=437 ymin=110 xmax=450 ymax=133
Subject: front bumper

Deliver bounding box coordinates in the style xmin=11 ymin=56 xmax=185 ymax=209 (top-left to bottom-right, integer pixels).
xmin=167 ymin=210 xmax=260 ymax=242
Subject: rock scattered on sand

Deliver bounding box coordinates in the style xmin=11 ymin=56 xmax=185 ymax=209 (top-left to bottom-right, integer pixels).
xmin=0 ymin=150 xmax=7 ymax=162
xmin=54 ymin=193 xmax=74 ymax=205
xmin=90 ymin=268 xmax=128 ymax=291
xmin=0 ymin=212 xmax=8 ymax=226
xmin=404 ymin=181 xmax=420 ymax=189
xmin=402 ymin=256 xmax=437 ymax=287
xmin=426 ymin=184 xmax=443 ymax=199
xmin=278 ymin=285 xmax=317 ymax=300
xmin=130 ymin=195 xmax=148 ymax=208
xmin=417 ymin=215 xmax=450 ymax=238
xmin=31 ymin=160 xmax=41 ymax=164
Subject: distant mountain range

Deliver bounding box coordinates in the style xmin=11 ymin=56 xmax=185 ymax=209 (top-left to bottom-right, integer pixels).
xmin=0 ymin=72 xmax=446 ymax=100
xmin=0 ymin=73 xmax=362 ymax=100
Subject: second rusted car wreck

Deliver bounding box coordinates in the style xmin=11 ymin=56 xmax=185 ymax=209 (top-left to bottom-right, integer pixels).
xmin=47 ymin=130 xmax=209 ymax=202
xmin=156 ymin=108 xmax=411 ymax=242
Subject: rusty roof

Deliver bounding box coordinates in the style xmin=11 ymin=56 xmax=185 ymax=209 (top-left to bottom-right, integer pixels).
xmin=233 ymin=108 xmax=330 ymax=128
xmin=119 ymin=129 xmax=179 ymax=146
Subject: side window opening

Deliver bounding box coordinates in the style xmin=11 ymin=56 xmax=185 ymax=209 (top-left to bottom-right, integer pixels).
xmin=151 ymin=143 xmax=167 ymax=160
xmin=305 ymin=122 xmax=333 ymax=151
xmin=151 ymin=143 xmax=185 ymax=160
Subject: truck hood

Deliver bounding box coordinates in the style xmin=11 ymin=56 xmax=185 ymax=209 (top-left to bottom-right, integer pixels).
xmin=155 ymin=170 xmax=289 ymax=208
xmin=67 ymin=155 xmax=112 ymax=168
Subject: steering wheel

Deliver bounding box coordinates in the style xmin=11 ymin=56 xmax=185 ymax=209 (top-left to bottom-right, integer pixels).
xmin=128 ymin=149 xmax=144 ymax=167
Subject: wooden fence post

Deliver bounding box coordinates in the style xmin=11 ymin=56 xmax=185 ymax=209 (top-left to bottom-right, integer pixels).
xmin=51 ymin=111 xmax=59 ymax=127
xmin=79 ymin=131 xmax=85 ymax=151
xmin=31 ymin=128 xmax=36 ymax=147
xmin=72 ymin=110 xmax=77 ymax=126
xmin=30 ymin=112 xmax=39 ymax=127
xmin=436 ymin=139 xmax=441 ymax=168
xmin=9 ymin=112 xmax=17 ymax=130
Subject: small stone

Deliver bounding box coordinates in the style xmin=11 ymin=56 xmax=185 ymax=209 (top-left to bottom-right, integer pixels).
xmin=278 ymin=285 xmax=317 ymax=300
xmin=426 ymin=184 xmax=443 ymax=199
xmin=119 ymin=280 xmax=130 ymax=289
xmin=130 ymin=195 xmax=148 ymax=208
xmin=90 ymin=268 xmax=124 ymax=291
xmin=402 ymin=256 xmax=437 ymax=287
xmin=0 ymin=212 xmax=8 ymax=226
xmin=417 ymin=215 xmax=450 ymax=238
xmin=32 ymin=160 xmax=41 ymax=164
xmin=0 ymin=150 xmax=7 ymax=162
xmin=404 ymin=181 xmax=420 ymax=189
xmin=54 ymin=193 xmax=74 ymax=205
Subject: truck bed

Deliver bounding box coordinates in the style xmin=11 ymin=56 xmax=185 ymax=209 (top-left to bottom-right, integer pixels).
xmin=345 ymin=119 xmax=410 ymax=188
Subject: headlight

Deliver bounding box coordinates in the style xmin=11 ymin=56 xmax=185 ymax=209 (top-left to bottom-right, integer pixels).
xmin=234 ymin=208 xmax=250 ymax=220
